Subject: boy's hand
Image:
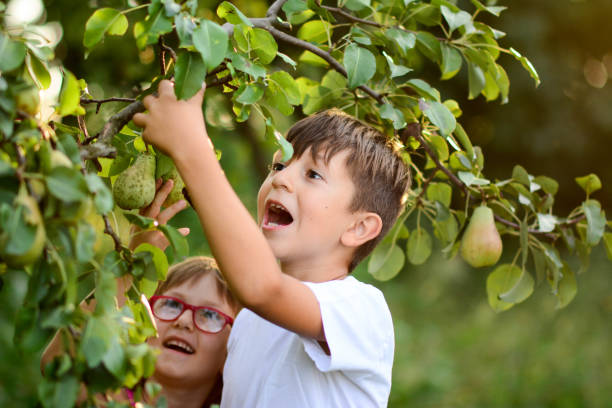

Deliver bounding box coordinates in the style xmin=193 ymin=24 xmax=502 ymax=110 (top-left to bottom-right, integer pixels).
xmin=129 ymin=178 xmax=190 ymax=251
xmin=133 ymin=80 xmax=209 ymax=160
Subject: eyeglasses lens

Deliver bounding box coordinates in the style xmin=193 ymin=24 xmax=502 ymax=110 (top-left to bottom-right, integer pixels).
xmin=195 ymin=308 xmax=225 ymax=333
xmin=153 ymin=298 xmax=183 ymax=320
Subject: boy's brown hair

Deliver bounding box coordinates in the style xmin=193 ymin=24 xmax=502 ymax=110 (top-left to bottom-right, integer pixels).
xmin=155 ymin=256 xmax=240 ymax=314
xmin=287 ymin=109 xmax=411 ymax=272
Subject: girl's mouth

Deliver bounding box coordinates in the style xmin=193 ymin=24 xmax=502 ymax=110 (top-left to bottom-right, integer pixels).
xmin=163 ymin=339 xmax=195 ymax=354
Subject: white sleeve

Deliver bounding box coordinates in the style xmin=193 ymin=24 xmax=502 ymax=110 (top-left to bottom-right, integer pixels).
xmin=301 ymin=279 xmax=394 ymax=378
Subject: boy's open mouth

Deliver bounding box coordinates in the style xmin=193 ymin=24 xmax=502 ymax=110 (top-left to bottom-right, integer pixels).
xmin=263 ymin=201 xmax=293 ymax=229
xmin=163 ymin=339 xmax=195 ymax=355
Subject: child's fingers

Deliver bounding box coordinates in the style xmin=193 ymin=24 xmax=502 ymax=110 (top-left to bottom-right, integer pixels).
xmin=158 ymin=79 xmax=174 ymax=96
xmin=147 ymin=179 xmax=174 ymax=217
xmin=132 ymin=112 xmax=147 ymax=128
xmin=178 ymin=227 xmax=190 ymax=237
xmin=155 ymin=178 xmax=163 ymax=190
xmin=189 ymin=82 xmax=207 ymax=105
xmin=156 ymin=199 xmax=187 ymax=225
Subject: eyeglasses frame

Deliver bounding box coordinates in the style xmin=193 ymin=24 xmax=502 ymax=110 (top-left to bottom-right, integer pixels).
xmin=149 ymin=295 xmax=234 ymax=334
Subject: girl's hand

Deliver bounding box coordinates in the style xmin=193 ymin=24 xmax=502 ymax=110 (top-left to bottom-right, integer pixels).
xmin=129 ymin=178 xmax=190 ymax=251
xmin=132 ymin=80 xmax=208 ymax=160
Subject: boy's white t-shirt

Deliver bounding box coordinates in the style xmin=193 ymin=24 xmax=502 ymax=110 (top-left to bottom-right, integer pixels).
xmin=220 ymin=276 xmax=394 ymax=408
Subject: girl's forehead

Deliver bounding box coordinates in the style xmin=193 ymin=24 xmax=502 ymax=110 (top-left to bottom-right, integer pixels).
xmin=163 ymin=275 xmax=226 ymax=309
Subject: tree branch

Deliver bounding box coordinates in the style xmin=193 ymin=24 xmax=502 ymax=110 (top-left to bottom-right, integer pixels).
xmin=103 ymin=214 xmax=123 ymax=252
xmin=266 ymin=26 xmax=384 ymax=103
xmin=320 ymin=5 xmax=383 ymax=27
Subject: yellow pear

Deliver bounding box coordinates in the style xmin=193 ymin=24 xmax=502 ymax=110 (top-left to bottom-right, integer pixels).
xmin=460 ymin=205 xmax=502 ymax=268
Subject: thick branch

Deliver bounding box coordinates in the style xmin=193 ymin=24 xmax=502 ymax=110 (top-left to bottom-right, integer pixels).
xmin=266 ymin=0 xmax=288 ymax=19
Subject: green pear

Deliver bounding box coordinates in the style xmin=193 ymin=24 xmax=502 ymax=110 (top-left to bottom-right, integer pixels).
xmin=155 ymin=153 xmax=187 ymax=207
xmin=49 ymin=150 xmax=73 ymax=168
xmin=0 ymin=186 xmax=46 ymax=268
xmin=460 ymin=205 xmax=502 ymax=268
xmin=112 ymin=153 xmax=156 ymax=210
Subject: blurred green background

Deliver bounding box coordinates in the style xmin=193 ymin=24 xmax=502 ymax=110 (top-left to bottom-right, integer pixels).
xmin=2 ymin=0 xmax=612 ymax=406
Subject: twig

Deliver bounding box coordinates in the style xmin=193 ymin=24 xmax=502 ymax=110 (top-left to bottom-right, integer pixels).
xmin=77 ymin=115 xmax=90 ymax=141
xmin=320 ymin=5 xmax=383 ymax=27
xmin=266 ymin=26 xmax=384 ymax=103
xmin=102 ymin=214 xmax=123 ymax=252
xmin=408 ymin=129 xmax=468 ymax=195
xmin=266 ymin=0 xmax=288 ymax=18
xmin=80 ymin=96 xmax=137 ymax=114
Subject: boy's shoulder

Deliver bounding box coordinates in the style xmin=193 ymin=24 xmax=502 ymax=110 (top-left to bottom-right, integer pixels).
xmin=303 ymin=276 xmax=391 ymax=320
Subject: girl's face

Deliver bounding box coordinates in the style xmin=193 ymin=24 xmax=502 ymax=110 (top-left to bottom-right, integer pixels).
xmin=148 ymin=273 xmax=234 ymax=388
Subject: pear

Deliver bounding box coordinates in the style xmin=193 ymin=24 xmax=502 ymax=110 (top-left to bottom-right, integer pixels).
xmin=460 ymin=205 xmax=502 ymax=268
xmin=0 ymin=186 xmax=46 ymax=268
xmin=49 ymin=150 xmax=73 ymax=168
xmin=155 ymin=153 xmax=187 ymax=207
xmin=112 ymin=153 xmax=156 ymax=210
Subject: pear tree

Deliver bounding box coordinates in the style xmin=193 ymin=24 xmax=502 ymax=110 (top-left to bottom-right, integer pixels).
xmin=0 ymin=0 xmax=611 ymax=405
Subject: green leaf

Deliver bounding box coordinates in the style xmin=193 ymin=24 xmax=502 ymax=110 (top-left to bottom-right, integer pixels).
xmin=266 ymin=70 xmax=300 ymax=114
xmin=368 ymin=242 xmax=405 ymax=281
xmin=343 ymin=44 xmax=376 ymax=89
xmin=386 ymin=28 xmax=416 ymax=55
xmin=217 ymin=1 xmax=253 ymax=26
xmin=158 ymin=224 xmax=189 ymax=260
xmin=133 ymin=7 xmax=173 ymax=49
xmin=383 ymin=51 xmax=412 ymax=78
xmin=380 ymin=103 xmax=406 ymax=129
xmin=582 ymin=199 xmax=606 ymax=246
xmin=1 ymin=205 xmax=37 ymax=257
xmin=440 ymin=43 xmax=462 ymax=80
xmin=509 ymin=47 xmax=540 ymax=87
xmin=486 ymin=264 xmax=522 ymax=312
xmin=467 ymin=62 xmax=486 ymax=99
xmin=102 ymin=337 xmax=128 ymax=381
xmin=174 ymin=51 xmax=207 ymax=100
xmin=175 ymin=12 xmax=197 ymax=47
xmin=407 ymin=227 xmax=432 ymax=265
xmin=193 ymin=20 xmax=229 ymax=72
xmin=420 ymin=99 xmax=456 ymax=136
xmin=236 ymin=82 xmax=264 ymax=105
xmin=427 ymin=182 xmax=452 ymax=207
xmin=0 ymin=32 xmax=26 ymax=72
xmin=81 ymin=315 xmax=113 ymax=367
xmin=440 ymin=6 xmax=475 ymax=35
xmin=265 ymin=118 xmax=294 ymax=161
xmin=415 ymin=31 xmax=441 ymax=64
xmin=57 ymin=71 xmax=82 ymax=116
xmin=458 ymin=171 xmax=490 ymax=186
xmin=575 ymin=173 xmax=601 ymax=195
xmin=433 ymin=203 xmax=458 ymax=245
xmin=297 ymin=20 xmax=332 ymax=44
xmin=469 ymin=0 xmax=507 ymax=16
xmin=83 ymin=8 xmax=129 ymax=51
xmin=46 ymin=167 xmax=89 ymax=202
xmin=512 ymin=164 xmax=530 ymax=186
xmin=406 ymin=79 xmax=440 ymax=101
xmin=229 ymin=52 xmax=267 ymax=79
xmin=163 ymin=0 xmax=181 ymax=16
xmin=497 ymin=266 xmax=534 ymax=304
xmin=76 ymin=222 xmax=96 ymax=263
xmin=603 ymin=232 xmax=612 ymax=261
xmin=533 ymin=175 xmax=559 ymax=196
xmin=556 ymin=263 xmax=577 ymax=309
xmin=26 ymin=53 xmax=51 ymax=90
xmin=345 ymin=0 xmax=371 ymax=11
xmin=250 ymin=28 xmax=278 ymax=64
xmin=537 ymin=213 xmax=557 ymax=233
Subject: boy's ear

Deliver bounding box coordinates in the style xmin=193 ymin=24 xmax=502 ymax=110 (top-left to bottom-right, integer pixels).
xmin=341 ymin=212 xmax=383 ymax=248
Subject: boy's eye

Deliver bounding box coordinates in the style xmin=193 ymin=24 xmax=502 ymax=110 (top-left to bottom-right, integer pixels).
xmin=270 ymin=162 xmax=285 ymax=172
xmin=307 ymin=170 xmax=322 ymax=180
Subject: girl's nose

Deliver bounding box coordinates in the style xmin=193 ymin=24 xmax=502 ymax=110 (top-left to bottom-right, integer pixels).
xmin=173 ymin=309 xmax=194 ymax=331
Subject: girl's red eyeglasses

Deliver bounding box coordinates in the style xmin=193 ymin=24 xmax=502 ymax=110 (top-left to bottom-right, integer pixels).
xmin=149 ymin=295 xmax=234 ymax=334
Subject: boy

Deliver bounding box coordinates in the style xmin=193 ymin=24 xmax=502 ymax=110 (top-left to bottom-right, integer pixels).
xmin=133 ymin=80 xmax=410 ymax=407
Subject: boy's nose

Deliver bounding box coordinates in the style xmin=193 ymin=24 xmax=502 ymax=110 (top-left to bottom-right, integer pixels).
xmin=270 ymin=167 xmax=294 ymax=193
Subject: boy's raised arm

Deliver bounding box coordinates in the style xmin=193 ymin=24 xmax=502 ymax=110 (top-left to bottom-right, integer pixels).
xmin=133 ymin=81 xmax=326 ymax=340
